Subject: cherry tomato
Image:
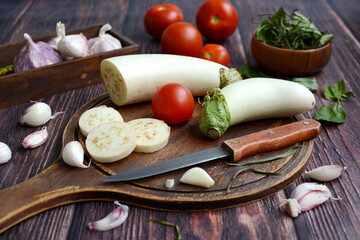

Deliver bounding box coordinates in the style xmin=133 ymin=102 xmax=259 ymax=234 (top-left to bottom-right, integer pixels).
xmin=198 ymin=43 xmax=230 ymax=66
xmin=161 ymin=22 xmax=203 ymax=57
xmin=196 ymin=0 xmax=238 ymax=42
xmin=144 ymin=4 xmax=184 ymax=39
xmin=152 ymin=83 xmax=195 ymax=124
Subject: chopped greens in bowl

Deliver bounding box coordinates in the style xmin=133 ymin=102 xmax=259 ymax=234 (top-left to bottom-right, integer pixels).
xmin=255 ymin=7 xmax=333 ymax=50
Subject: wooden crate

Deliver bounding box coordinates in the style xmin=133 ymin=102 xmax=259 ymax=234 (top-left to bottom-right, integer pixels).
xmin=0 ymin=25 xmax=139 ymax=109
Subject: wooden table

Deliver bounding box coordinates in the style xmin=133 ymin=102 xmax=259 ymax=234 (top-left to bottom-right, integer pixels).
xmin=0 ymin=0 xmax=359 ymax=239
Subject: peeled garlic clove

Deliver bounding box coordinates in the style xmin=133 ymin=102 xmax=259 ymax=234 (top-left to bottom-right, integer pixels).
xmin=62 ymin=141 xmax=90 ymax=168
xmin=279 ymin=199 xmax=301 ymax=218
xmin=20 ymin=101 xmax=52 ymax=127
xmin=305 ymin=165 xmax=346 ymax=181
xmin=22 ymin=127 xmax=48 ymax=149
xmin=14 ymin=33 xmax=62 ymax=73
xmin=57 ymin=32 xmax=88 ymax=58
xmin=88 ymin=201 xmax=128 ymax=231
xmin=180 ymin=167 xmax=215 ymax=188
xmin=0 ymin=142 xmax=12 ymax=165
xmin=88 ymin=23 xmax=122 ymax=55
xmin=165 ymin=179 xmax=175 ymax=188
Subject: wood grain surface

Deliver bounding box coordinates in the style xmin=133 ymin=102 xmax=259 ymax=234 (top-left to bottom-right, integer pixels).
xmin=0 ymin=0 xmax=359 ymax=239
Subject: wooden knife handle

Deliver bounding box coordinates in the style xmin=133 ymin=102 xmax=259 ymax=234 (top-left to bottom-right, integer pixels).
xmin=221 ymin=119 xmax=321 ymax=162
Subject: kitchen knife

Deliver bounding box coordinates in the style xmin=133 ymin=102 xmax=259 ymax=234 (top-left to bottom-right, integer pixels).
xmin=99 ymin=119 xmax=321 ymax=182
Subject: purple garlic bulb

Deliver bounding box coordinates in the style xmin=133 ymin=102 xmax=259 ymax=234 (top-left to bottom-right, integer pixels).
xmin=14 ymin=33 xmax=62 ymax=73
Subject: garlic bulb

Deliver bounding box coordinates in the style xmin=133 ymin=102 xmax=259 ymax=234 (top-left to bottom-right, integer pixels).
xmin=88 ymin=201 xmax=129 ymax=231
xmin=14 ymin=33 xmax=62 ymax=73
xmin=0 ymin=142 xmax=12 ymax=165
xmin=22 ymin=127 xmax=48 ymax=149
xmin=20 ymin=101 xmax=52 ymax=127
xmin=62 ymin=141 xmax=90 ymax=168
xmin=88 ymin=23 xmax=122 ymax=55
xmin=57 ymin=31 xmax=88 ymax=58
xmin=47 ymin=21 xmax=66 ymax=50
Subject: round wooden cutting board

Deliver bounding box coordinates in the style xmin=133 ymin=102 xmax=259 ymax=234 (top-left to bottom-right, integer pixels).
xmin=0 ymin=93 xmax=316 ymax=233
xmin=64 ymin=93 xmax=314 ymax=211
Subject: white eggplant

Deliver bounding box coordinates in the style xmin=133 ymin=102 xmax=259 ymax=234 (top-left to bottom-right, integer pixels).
xmin=199 ymin=78 xmax=315 ymax=139
xmin=100 ymin=54 xmax=241 ymax=106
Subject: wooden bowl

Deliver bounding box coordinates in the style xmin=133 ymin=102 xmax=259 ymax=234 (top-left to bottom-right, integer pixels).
xmin=251 ymin=31 xmax=331 ymax=76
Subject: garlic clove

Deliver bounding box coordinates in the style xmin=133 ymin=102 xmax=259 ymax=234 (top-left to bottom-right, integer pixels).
xmin=48 ymin=21 xmax=66 ymax=50
xmin=62 ymin=141 xmax=90 ymax=168
xmin=0 ymin=142 xmax=12 ymax=165
xmin=57 ymin=32 xmax=88 ymax=58
xmin=20 ymin=101 xmax=52 ymax=127
xmin=305 ymin=165 xmax=346 ymax=181
xmin=88 ymin=201 xmax=128 ymax=231
xmin=88 ymin=23 xmax=122 ymax=55
xmin=279 ymin=199 xmax=301 ymax=218
xmin=22 ymin=127 xmax=48 ymax=149
xmin=280 ymin=182 xmax=340 ymax=217
xmin=14 ymin=33 xmax=62 ymax=73
xmin=165 ymin=179 xmax=175 ymax=188
xmin=180 ymin=167 xmax=215 ymax=188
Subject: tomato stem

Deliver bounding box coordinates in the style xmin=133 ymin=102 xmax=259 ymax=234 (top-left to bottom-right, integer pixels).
xmin=205 ymin=52 xmax=213 ymax=59
xmin=211 ymin=15 xmax=220 ymax=24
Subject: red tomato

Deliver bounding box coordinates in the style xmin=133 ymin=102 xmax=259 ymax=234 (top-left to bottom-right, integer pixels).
xmin=161 ymin=22 xmax=203 ymax=57
xmin=152 ymin=83 xmax=195 ymax=124
xmin=196 ymin=0 xmax=238 ymax=42
xmin=144 ymin=4 xmax=184 ymax=39
xmin=198 ymin=43 xmax=230 ymax=66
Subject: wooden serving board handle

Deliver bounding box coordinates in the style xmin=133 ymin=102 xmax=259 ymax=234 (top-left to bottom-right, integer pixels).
xmin=222 ymin=119 xmax=321 ymax=162
xmin=0 ymin=159 xmax=105 ymax=234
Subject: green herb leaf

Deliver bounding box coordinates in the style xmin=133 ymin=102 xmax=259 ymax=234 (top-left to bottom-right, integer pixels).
xmin=324 ymin=80 xmax=356 ymax=101
xmin=150 ymin=219 xmax=181 ymax=240
xmin=315 ymin=102 xmax=346 ymax=123
xmin=227 ymin=168 xmax=280 ymax=192
xmin=0 ymin=65 xmax=14 ymax=76
xmin=238 ymin=63 xmax=268 ymax=78
xmin=227 ymin=146 xmax=299 ymax=167
xmin=292 ymin=77 xmax=318 ymax=90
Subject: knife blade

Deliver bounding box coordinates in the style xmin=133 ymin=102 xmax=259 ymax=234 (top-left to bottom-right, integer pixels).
xmin=99 ymin=119 xmax=321 ymax=182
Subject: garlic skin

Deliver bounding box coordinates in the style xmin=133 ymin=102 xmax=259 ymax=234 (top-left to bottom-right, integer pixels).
xmin=14 ymin=33 xmax=62 ymax=73
xmin=88 ymin=23 xmax=122 ymax=55
xmin=88 ymin=201 xmax=129 ymax=231
xmin=0 ymin=142 xmax=12 ymax=165
xmin=20 ymin=102 xmax=52 ymax=127
xmin=305 ymin=165 xmax=346 ymax=181
xmin=62 ymin=141 xmax=90 ymax=168
xmin=47 ymin=21 xmax=66 ymax=50
xmin=280 ymin=182 xmax=340 ymax=217
xmin=22 ymin=127 xmax=48 ymax=149
xmin=57 ymin=32 xmax=88 ymax=58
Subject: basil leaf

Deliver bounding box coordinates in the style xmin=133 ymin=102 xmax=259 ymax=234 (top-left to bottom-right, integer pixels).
xmin=315 ymin=103 xmax=346 ymax=123
xmin=324 ymin=80 xmax=356 ymax=101
xmin=292 ymin=77 xmax=318 ymax=90
xmin=238 ymin=63 xmax=268 ymax=78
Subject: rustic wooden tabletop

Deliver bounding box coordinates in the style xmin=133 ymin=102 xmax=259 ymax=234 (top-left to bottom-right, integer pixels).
xmin=0 ymin=0 xmax=359 ymax=239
